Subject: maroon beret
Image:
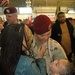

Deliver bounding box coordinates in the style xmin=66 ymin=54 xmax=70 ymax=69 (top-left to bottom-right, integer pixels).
xmin=4 ymin=6 xmax=17 ymax=14
xmin=33 ymin=15 xmax=52 ymax=34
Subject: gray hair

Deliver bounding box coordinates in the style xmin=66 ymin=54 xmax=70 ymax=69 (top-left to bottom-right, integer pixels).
xmin=60 ymin=62 xmax=74 ymax=75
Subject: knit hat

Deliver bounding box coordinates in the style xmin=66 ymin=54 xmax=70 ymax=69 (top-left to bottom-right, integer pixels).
xmin=33 ymin=15 xmax=52 ymax=34
xmin=4 ymin=6 xmax=17 ymax=14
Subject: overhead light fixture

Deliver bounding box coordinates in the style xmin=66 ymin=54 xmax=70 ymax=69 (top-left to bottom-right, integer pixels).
xmin=68 ymin=10 xmax=75 ymax=13
xmin=26 ymin=0 xmax=31 ymax=7
xmin=19 ymin=7 xmax=32 ymax=14
xmin=68 ymin=8 xmax=75 ymax=13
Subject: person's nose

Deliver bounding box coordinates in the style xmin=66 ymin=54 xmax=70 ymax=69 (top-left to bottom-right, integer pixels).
xmin=45 ymin=35 xmax=49 ymax=40
xmin=6 ymin=17 xmax=9 ymax=20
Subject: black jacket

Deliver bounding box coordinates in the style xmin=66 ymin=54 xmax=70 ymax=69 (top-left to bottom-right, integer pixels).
xmin=51 ymin=19 xmax=75 ymax=54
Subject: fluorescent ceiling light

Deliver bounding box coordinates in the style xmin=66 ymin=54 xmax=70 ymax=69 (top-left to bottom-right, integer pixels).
xmin=19 ymin=7 xmax=32 ymax=14
xmin=68 ymin=9 xmax=75 ymax=13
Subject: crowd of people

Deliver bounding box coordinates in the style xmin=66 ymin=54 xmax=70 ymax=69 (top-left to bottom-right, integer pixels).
xmin=0 ymin=6 xmax=75 ymax=75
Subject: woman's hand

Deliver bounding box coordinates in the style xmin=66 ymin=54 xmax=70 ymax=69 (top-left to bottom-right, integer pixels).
xmin=37 ymin=44 xmax=46 ymax=58
xmin=0 ymin=23 xmax=4 ymax=30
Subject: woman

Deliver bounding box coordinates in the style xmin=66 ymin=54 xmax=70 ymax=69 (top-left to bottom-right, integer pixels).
xmin=1 ymin=24 xmax=46 ymax=75
xmin=50 ymin=59 xmax=75 ymax=75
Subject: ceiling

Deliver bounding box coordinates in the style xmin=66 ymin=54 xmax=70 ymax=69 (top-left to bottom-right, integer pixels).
xmin=8 ymin=0 xmax=75 ymax=8
xmin=33 ymin=0 xmax=75 ymax=8
xmin=6 ymin=0 xmax=75 ymax=13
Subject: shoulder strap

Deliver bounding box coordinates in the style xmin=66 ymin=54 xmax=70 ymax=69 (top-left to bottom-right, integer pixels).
xmin=48 ymin=38 xmax=53 ymax=62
